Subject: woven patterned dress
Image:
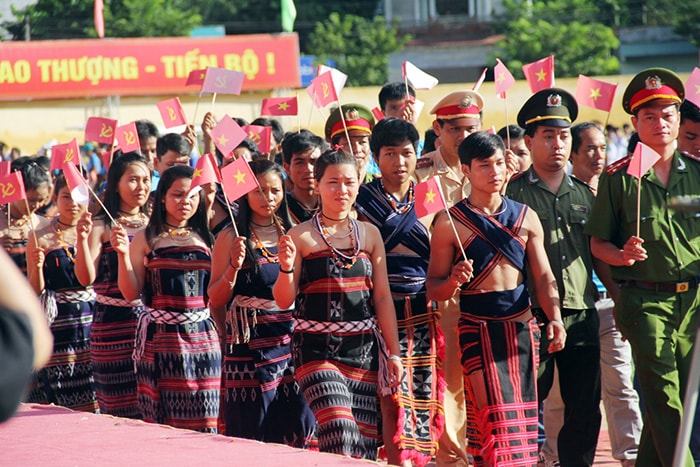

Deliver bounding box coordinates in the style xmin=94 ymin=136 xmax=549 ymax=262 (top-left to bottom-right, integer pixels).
xmin=136 ymin=243 xmax=221 ymax=433
xmin=293 ymin=249 xmax=382 ymax=460
xmin=27 ymin=247 xmax=98 ymax=413
xmin=223 ymin=245 xmax=315 ymax=446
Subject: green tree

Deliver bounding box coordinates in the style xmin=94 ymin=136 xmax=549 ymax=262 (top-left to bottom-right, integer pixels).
xmin=2 ymin=0 xmax=201 ymax=40
xmin=672 ymin=4 xmax=700 ymax=48
xmin=494 ymin=0 xmax=620 ymax=78
xmin=306 ymin=13 xmax=410 ymax=86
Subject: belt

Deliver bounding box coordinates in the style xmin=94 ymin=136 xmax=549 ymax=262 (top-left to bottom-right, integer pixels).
xmin=621 ymin=278 xmax=699 ymax=293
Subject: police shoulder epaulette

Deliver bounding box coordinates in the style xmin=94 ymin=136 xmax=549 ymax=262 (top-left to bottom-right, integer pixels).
xmin=605 ymin=156 xmax=631 ymax=175
xmin=508 ymin=170 xmax=526 ymax=182
xmin=680 ymin=150 xmax=700 ymax=163
xmin=416 ymin=157 xmax=434 ymax=170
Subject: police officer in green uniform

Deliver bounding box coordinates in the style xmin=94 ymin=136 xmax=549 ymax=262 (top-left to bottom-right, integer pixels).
xmin=586 ymin=68 xmax=700 ymax=467
xmin=506 ymin=88 xmax=602 ymax=466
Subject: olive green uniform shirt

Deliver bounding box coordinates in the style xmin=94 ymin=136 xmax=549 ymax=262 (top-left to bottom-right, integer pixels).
xmin=585 ymin=151 xmax=700 ymax=282
xmin=506 ymin=167 xmax=598 ymax=310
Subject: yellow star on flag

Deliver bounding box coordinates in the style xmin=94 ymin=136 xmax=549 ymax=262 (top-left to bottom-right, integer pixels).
xmin=589 ymin=88 xmax=601 ymax=101
xmin=695 ymin=84 xmax=700 ymax=95
xmin=278 ymin=102 xmax=289 ymax=111
xmin=426 ymin=189 xmax=436 ymax=203
xmin=193 ymin=168 xmax=203 ymax=178
xmin=217 ymin=134 xmax=229 ymax=147
xmin=234 ymin=169 xmax=246 ymax=184
xmin=536 ymin=69 xmax=547 ymax=82
xmin=496 ymin=72 xmax=506 ymax=84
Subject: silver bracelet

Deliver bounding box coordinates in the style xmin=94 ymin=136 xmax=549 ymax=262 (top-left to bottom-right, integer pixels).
xmin=551 ymin=319 xmax=564 ymax=325
xmin=388 ymin=354 xmax=402 ymax=363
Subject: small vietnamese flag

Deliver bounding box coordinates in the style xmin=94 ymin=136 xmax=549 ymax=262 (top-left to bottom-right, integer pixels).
xmin=308 ymin=71 xmax=338 ymax=108
xmin=371 ymin=107 xmax=385 ymax=122
xmin=50 ymin=138 xmax=81 ymax=171
xmin=522 ymin=56 xmax=555 ymax=93
xmin=157 ymin=97 xmax=187 ymax=129
xmin=243 ymin=125 xmax=272 ymax=154
xmin=402 ymin=61 xmax=439 ymax=90
xmin=414 ymin=176 xmax=447 ymax=218
xmin=63 ymin=162 xmax=90 ymax=206
xmin=684 ymin=67 xmax=700 ymax=108
xmin=115 ymin=122 xmax=141 ymax=154
xmin=210 ymin=115 xmax=248 ymax=158
xmin=575 ymin=75 xmax=617 ymax=112
xmin=190 ymin=153 xmax=222 ymax=192
xmin=0 ymin=172 xmax=26 ymax=205
xmin=186 ymin=68 xmax=206 ymax=87
xmin=202 ymin=67 xmax=245 ymax=95
xmin=261 ymin=96 xmax=298 ymax=116
xmin=85 ymin=116 xmax=117 ymax=145
xmin=627 ymin=142 xmax=661 ymax=179
xmin=221 ymin=156 xmax=259 ymax=202
xmin=494 ymin=59 xmax=515 ymax=98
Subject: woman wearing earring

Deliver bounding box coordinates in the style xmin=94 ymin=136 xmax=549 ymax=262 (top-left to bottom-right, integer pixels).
xmin=273 ymin=149 xmax=403 ymax=460
xmin=209 ymin=159 xmax=315 ymax=446
xmin=74 ymin=152 xmax=151 ymax=418
xmin=114 ymin=165 xmax=221 ymax=433
xmin=25 ymin=173 xmax=98 ymax=412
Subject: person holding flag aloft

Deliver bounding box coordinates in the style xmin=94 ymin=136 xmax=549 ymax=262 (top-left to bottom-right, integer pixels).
xmin=586 ymin=68 xmax=700 ymax=466
xmin=428 ymin=131 xmax=565 ymax=467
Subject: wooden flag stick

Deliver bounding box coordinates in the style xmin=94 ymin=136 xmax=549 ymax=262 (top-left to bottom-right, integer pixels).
xmin=22 ymin=198 xmax=39 ymax=248
xmin=336 ymin=100 xmax=355 ymax=159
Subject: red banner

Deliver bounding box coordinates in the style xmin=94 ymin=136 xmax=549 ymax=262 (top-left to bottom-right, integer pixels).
xmin=0 ymin=34 xmax=300 ymax=101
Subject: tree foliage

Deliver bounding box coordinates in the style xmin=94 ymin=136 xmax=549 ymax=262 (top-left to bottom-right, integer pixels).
xmin=672 ymin=4 xmax=700 ymax=48
xmin=306 ymin=13 xmax=410 ymax=86
xmin=493 ymin=0 xmax=620 ymax=78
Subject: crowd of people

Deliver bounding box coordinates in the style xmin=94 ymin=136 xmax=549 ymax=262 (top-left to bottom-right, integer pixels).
xmin=3 ymin=66 xmax=700 ymax=467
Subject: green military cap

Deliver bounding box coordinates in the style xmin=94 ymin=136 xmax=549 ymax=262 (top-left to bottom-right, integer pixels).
xmin=324 ymin=104 xmax=376 ymax=140
xmin=622 ymin=67 xmax=684 ymax=115
xmin=517 ymin=87 xmax=578 ymax=129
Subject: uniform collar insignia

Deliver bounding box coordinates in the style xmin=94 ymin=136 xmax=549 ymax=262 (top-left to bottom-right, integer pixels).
xmin=678 ymin=156 xmax=686 ymax=171
xmin=528 ymin=170 xmax=539 ymax=184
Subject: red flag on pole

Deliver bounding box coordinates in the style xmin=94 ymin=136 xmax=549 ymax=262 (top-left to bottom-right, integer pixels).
xmin=494 ymin=59 xmax=515 ymax=98
xmin=220 ymin=157 xmax=259 ymax=202
xmin=414 ymin=176 xmax=447 ymax=218
xmin=308 ymin=71 xmax=338 ymax=108
xmin=115 ymin=122 xmax=141 ymax=154
xmin=50 ymin=138 xmax=81 ymax=171
xmin=85 ymin=116 xmax=117 ymax=145
xmin=63 ymin=163 xmax=90 ymax=206
xmin=94 ymin=0 xmax=104 ymax=38
xmin=191 ymin=153 xmax=222 ymax=188
xmin=684 ymin=67 xmax=700 ymax=108
xmin=243 ymin=125 xmax=272 ymax=154
xmin=371 ymin=107 xmax=385 ymax=122
xmin=522 ymin=56 xmax=555 ymax=93
xmin=202 ymin=67 xmax=245 ymax=95
xmin=260 ymin=97 xmax=298 ymax=116
xmin=627 ymin=142 xmax=661 ymax=179
xmin=157 ymin=97 xmax=187 ymax=129
xmin=0 ymin=161 xmax=10 ymax=177
xmin=0 ymin=172 xmax=26 ymax=205
xmin=185 ymin=69 xmax=206 ymax=87
xmin=575 ymin=75 xmax=617 ymax=112
xmin=210 ymin=115 xmax=248 ymax=158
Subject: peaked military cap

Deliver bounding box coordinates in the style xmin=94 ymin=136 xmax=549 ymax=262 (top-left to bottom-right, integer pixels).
xmin=430 ymin=91 xmax=484 ymax=120
xmin=325 ymin=104 xmax=375 ymax=140
xmin=622 ymin=67 xmax=684 ymax=115
xmin=517 ymin=88 xmax=578 ymax=129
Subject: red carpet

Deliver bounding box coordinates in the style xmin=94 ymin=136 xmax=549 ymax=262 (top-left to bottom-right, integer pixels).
xmin=2 ymin=404 xmax=618 ymax=466
xmin=1 ymin=404 xmax=372 ymax=466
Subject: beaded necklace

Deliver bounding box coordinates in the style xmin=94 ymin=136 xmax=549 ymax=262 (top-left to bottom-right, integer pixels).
xmin=117 ymin=210 xmax=148 ymax=229
xmin=52 ymin=218 xmax=77 ymax=263
xmin=381 ymin=180 xmax=414 ymax=214
xmin=161 ymin=222 xmax=193 ymax=243
xmin=249 ymin=225 xmax=279 ymax=263
xmin=314 ymin=212 xmax=360 ymax=269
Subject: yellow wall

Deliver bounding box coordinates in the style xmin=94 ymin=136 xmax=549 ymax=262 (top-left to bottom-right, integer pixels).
xmin=0 ymin=73 xmax=688 ymax=154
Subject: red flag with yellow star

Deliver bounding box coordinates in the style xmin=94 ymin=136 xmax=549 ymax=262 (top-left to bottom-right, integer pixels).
xmin=50 ymin=138 xmax=81 ymax=171
xmin=522 ymin=55 xmax=555 ymax=93
xmin=115 ymin=122 xmax=141 ymax=154
xmin=575 ymin=75 xmax=617 ymax=112
xmin=221 ymin=156 xmax=259 ymax=202
xmin=261 ymin=96 xmax=298 ymax=116
xmin=684 ymin=67 xmax=700 ymax=108
xmin=210 ymin=114 xmax=248 ymax=158
xmin=84 ymin=116 xmax=117 ymax=145
xmin=494 ymin=59 xmax=515 ymax=98
xmin=414 ymin=176 xmax=447 ymax=218
xmin=191 ymin=153 xmax=221 ymax=188
xmin=0 ymin=171 xmax=26 ymax=205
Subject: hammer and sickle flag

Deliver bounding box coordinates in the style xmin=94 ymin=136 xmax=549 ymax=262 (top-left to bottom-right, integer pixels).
xmin=242 ymin=125 xmax=272 ymax=154
xmin=307 ymin=71 xmax=338 ymax=109
xmin=115 ymin=122 xmax=141 ymax=154
xmin=156 ymin=97 xmax=187 ymax=129
xmin=85 ymin=116 xmax=117 ymax=145
xmin=201 ymin=67 xmax=245 ymax=96
xmin=0 ymin=172 xmax=25 ymax=205
xmin=50 ymin=138 xmax=81 ymax=171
